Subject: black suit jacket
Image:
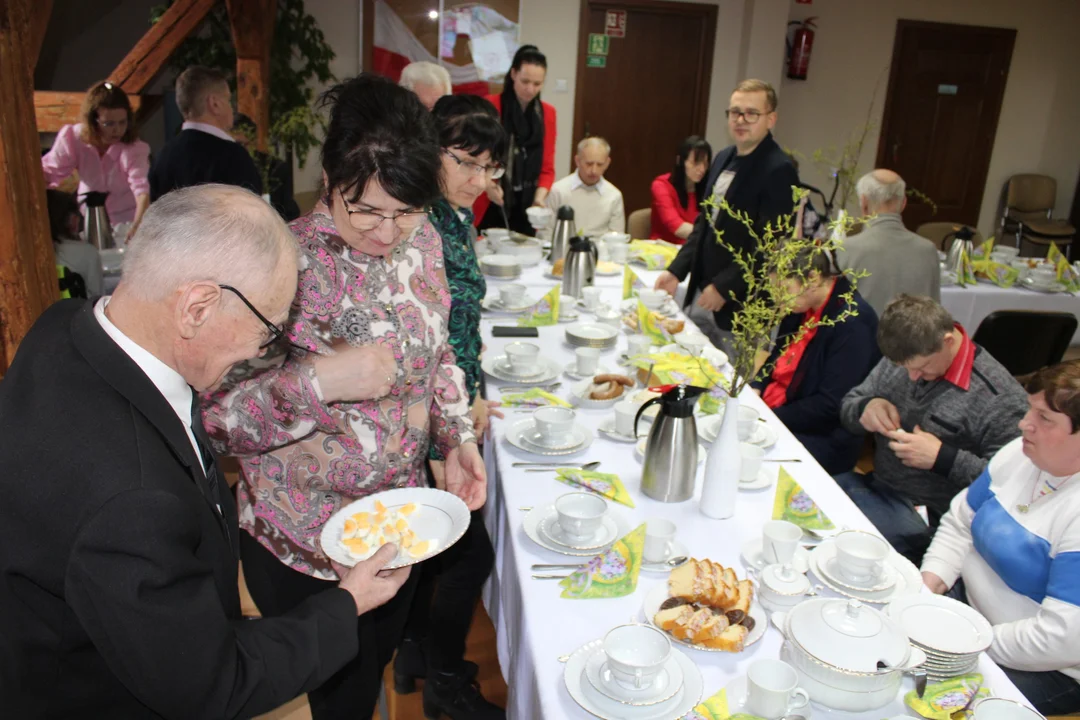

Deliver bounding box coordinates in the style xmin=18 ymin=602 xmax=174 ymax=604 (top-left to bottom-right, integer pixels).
xmin=0 ymin=300 xmax=357 ymax=719
xmin=667 ymin=132 xmax=798 ymax=330
xmin=149 ymin=129 xmax=262 ymax=201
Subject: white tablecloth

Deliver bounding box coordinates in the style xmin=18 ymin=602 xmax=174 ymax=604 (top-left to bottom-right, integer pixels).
xmin=476 ymin=279 xmax=1029 ymax=719
xmin=941 ymin=282 xmax=1080 ymax=345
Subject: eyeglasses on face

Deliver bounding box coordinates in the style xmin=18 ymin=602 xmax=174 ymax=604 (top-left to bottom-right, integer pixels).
xmin=97 ymin=117 xmax=129 ymax=129
xmin=443 ymin=149 xmax=505 ymax=180
xmin=219 ymin=284 xmax=285 ymax=349
xmin=337 ymin=189 xmax=429 ymax=232
xmin=725 ymin=108 xmax=766 ymax=124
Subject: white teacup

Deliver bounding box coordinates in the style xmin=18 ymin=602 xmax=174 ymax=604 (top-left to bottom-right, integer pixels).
xmin=736 ymin=406 xmax=761 ymax=441
xmin=602 ymin=623 xmax=671 ymax=690
xmin=601 ymin=232 xmax=631 ymax=245
xmin=739 ymin=442 xmax=764 ymax=483
xmin=762 ymin=520 xmax=801 ymax=565
xmin=559 ymin=294 xmax=576 ymax=319
xmin=674 ymin=331 xmax=707 ymax=357
xmin=627 ymin=335 xmax=652 ymax=357
xmin=834 ymin=530 xmax=890 ymax=584
xmin=608 ymin=243 xmax=630 ymax=264
xmin=991 ymin=245 xmax=1019 ymax=260
xmin=533 ymin=406 xmax=575 ymax=446
xmin=486 ymin=228 xmax=510 ymax=246
xmin=614 ymin=399 xmax=638 ymax=437
xmin=582 ymin=286 xmax=604 ymax=310
xmin=595 ymin=305 xmax=622 ymax=329
xmin=575 ymin=347 xmax=601 ymax=376
xmin=499 ymin=283 xmax=526 ymax=307
xmin=644 ymin=518 xmax=677 ymax=563
xmin=554 ymin=491 xmax=607 ymax=540
xmin=1030 ymin=266 xmax=1057 ymax=286
xmin=637 ymin=288 xmax=667 ymax=310
xmin=503 ymin=341 xmax=539 ymax=374
xmin=526 ymin=206 xmax=553 ymax=229
xmin=746 ymin=659 xmax=810 ymax=719
xmin=972 ymin=697 xmax=1046 ymax=720
xmin=1010 ymin=259 xmax=1031 ymax=279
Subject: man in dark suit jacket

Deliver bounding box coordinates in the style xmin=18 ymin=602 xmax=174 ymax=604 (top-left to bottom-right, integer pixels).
xmin=149 ymin=66 xmax=262 ymax=200
xmin=655 ymin=79 xmax=799 ymax=351
xmin=0 ymin=185 xmax=410 ymax=718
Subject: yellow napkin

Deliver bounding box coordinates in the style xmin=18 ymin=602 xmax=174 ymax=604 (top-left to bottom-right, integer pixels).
xmin=517 ymin=286 xmax=559 ymax=327
xmin=972 ymin=237 xmax=995 ymax=260
xmin=981 ymin=260 xmax=1020 ymax=288
xmin=637 ymin=300 xmax=670 ymax=345
xmin=772 ymin=468 xmax=835 ymax=530
xmin=955 ymin=248 xmax=976 ymax=287
xmin=905 ymin=674 xmax=988 ymax=720
xmin=679 ymin=688 xmax=765 ymax=720
xmin=629 ymin=239 xmax=679 ymax=270
xmin=499 ymin=389 xmax=570 ymax=408
xmin=626 ymin=352 xmax=729 ymax=414
xmin=556 ymin=469 xmax=635 ymax=508
xmin=623 ymin=264 xmax=645 ymax=300
xmin=559 ymin=524 xmax=646 ymax=599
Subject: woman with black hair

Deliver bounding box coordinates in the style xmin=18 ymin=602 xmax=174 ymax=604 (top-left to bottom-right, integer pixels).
xmin=650 ymin=135 xmax=712 ymax=244
xmin=392 ymin=94 xmax=506 ymax=720
xmin=202 ymin=74 xmax=487 ymax=720
xmin=473 ymin=44 xmax=556 ymax=234
xmin=751 ymin=246 xmax=879 ymax=474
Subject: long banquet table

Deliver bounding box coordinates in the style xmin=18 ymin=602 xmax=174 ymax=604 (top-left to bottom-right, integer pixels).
xmin=941 ymin=281 xmax=1080 ymax=345
xmin=477 ymin=261 xmax=1030 ymax=719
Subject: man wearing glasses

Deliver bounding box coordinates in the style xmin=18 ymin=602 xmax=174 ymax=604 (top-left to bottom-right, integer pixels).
xmin=0 ymin=185 xmax=412 ymax=717
xmin=543 ymin=136 xmax=626 ymax=238
xmin=655 ymin=79 xmax=799 ymax=352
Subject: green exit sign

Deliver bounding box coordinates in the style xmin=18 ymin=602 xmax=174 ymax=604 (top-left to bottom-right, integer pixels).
xmin=588 ymin=33 xmax=610 ymax=55
xmin=586 ymin=55 xmax=607 ymax=68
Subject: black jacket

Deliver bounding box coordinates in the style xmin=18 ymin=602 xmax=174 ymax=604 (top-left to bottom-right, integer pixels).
xmin=0 ymin=300 xmax=357 ymax=719
xmin=149 ymin=129 xmax=262 ymax=201
xmin=752 ymin=275 xmax=880 ymax=473
xmin=667 ymin=132 xmax=798 ymax=331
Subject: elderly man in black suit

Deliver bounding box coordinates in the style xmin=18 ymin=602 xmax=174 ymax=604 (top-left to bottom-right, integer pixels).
xmin=0 ymin=184 xmax=410 ymax=718
xmin=654 ymin=78 xmax=799 ymax=353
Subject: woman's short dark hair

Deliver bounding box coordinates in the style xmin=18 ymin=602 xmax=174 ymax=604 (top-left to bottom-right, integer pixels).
xmin=79 ymin=81 xmax=137 ymax=145
xmin=46 ymin=189 xmax=80 ymax=244
xmin=1025 ymin=360 xmax=1080 ymax=433
xmin=779 ymin=244 xmax=841 ymax=282
xmin=877 ymin=294 xmax=956 ymax=363
xmin=503 ymin=45 xmax=547 ymax=88
xmin=669 ymin=135 xmax=712 ymax=209
xmin=319 ymin=74 xmax=441 ymax=209
xmin=431 ymin=95 xmax=507 ymax=163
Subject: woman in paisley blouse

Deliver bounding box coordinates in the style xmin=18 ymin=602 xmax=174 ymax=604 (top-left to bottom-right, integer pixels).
xmin=202 ymin=74 xmax=486 ymax=720
xmin=392 ymin=94 xmax=507 ymax=720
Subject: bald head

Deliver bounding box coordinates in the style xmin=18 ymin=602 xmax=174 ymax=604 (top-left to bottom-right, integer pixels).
xmin=856 ymin=169 xmax=907 ymax=214
xmin=575 ymin=136 xmax=612 ymax=186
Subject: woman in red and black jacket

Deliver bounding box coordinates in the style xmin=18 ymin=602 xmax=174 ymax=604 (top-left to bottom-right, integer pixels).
xmin=650 ymin=135 xmax=711 ymax=244
xmin=474 ymin=45 xmax=556 ymax=234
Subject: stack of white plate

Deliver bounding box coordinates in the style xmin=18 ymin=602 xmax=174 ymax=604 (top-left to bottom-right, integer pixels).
xmin=885 ymin=595 xmax=992 ymax=681
xmin=480 ymin=254 xmax=522 ymax=278
xmin=566 ymin=322 xmax=619 ymax=350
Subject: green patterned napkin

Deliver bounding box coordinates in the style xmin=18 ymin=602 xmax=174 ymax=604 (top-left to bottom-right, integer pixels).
xmin=517 ymin=286 xmax=559 ymax=327
xmin=955 ymin=248 xmax=977 ymax=287
xmin=905 ymin=674 xmax=988 ymax=720
xmin=637 ymin=300 xmax=670 ymax=345
xmin=981 ymin=260 xmax=1020 ymax=288
xmin=629 ymin=239 xmax=679 ymax=270
xmin=680 ymin=689 xmax=765 ymax=720
xmin=626 ymin=352 xmax=729 ymax=414
xmin=559 ymin=524 xmax=646 ymax=599
xmin=499 ymin=389 xmax=570 ymax=408
xmin=623 ymin=264 xmax=645 ymax=300
xmin=772 ymin=468 xmax=835 ymax=530
xmin=556 ymin=469 xmax=635 ymax=508
xmin=1049 ymin=245 xmax=1080 ymax=291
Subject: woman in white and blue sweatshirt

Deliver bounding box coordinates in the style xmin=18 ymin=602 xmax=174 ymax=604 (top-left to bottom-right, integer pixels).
xmin=922 ymin=360 xmax=1080 ymax=716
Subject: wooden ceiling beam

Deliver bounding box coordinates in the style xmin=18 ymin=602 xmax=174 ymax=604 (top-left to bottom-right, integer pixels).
xmin=34 ymin=91 xmax=154 ymax=134
xmin=226 ymin=0 xmax=275 ymax=151
xmin=108 ymin=0 xmax=218 ymax=94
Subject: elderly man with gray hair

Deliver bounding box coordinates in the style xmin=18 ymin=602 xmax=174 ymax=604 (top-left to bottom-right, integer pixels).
xmin=837 ymin=169 xmax=940 ymax=316
xmin=399 ymin=61 xmax=452 ymax=110
xmin=0 ymin=185 xmax=411 ymax=717
xmin=545 ymin=136 xmax=626 ymax=237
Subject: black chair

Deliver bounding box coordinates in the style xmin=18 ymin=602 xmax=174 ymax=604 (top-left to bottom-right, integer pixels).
xmin=972 ymin=310 xmax=1078 ymax=376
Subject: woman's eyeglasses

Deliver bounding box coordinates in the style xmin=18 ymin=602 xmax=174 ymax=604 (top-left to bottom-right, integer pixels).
xmin=444 ymin=149 xmax=505 ymax=180
xmin=338 ymin=190 xmax=428 ymax=232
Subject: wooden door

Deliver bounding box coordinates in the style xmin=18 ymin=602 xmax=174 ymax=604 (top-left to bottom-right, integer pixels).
xmin=573 ymin=0 xmax=716 ymax=216
xmin=876 ymin=20 xmax=1015 ymax=229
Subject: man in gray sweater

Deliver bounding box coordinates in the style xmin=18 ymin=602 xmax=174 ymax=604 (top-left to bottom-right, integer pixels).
xmin=837 ymin=295 xmax=1027 ymax=563
xmin=838 ymin=170 xmax=941 ymax=317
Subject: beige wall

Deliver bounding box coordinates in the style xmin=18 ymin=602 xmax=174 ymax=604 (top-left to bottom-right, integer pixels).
xmin=781 ymin=0 xmax=1080 ymax=234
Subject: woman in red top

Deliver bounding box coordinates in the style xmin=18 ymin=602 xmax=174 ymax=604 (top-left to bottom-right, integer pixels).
xmin=473 ymin=45 xmax=556 ymax=234
xmin=649 ymin=135 xmax=711 ymax=244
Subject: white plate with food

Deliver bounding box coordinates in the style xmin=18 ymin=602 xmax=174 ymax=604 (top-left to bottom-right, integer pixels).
xmin=320 ymin=487 xmax=470 ymax=569
xmin=564 ymin=363 xmax=614 ymax=380
xmin=595 ymin=261 xmax=623 ymax=276
xmin=571 ymin=375 xmax=636 ymax=408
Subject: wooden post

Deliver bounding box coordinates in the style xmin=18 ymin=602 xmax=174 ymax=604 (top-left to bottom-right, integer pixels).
xmin=227 ymin=0 xmax=275 ymax=151
xmin=0 ymin=0 xmax=60 ymax=373
xmin=27 ymin=0 xmax=52 ymax=77
xmin=108 ymin=0 xmax=218 ymax=94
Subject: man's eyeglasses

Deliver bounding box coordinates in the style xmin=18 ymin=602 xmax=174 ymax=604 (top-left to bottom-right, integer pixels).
xmin=725 ymin=108 xmax=766 ymax=124
xmin=219 ymin=284 xmax=286 ymax=350
xmin=444 ymin=149 xmax=505 ymax=180
xmin=338 ymin=190 xmax=429 ymax=233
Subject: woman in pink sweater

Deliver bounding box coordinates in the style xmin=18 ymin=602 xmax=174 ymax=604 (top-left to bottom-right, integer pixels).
xmin=649 ymin=135 xmax=711 ymax=244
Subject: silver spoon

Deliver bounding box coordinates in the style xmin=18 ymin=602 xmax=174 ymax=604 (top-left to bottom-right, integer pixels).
xmin=525 ymin=461 xmax=602 ymax=473
xmin=762 ymin=458 xmax=803 ymax=463
xmin=532 ymin=555 xmax=687 ymax=573
xmin=513 ymin=461 xmax=595 ymax=468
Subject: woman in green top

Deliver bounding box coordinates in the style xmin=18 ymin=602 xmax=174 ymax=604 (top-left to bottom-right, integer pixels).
xmin=394 ymin=94 xmax=508 ymax=720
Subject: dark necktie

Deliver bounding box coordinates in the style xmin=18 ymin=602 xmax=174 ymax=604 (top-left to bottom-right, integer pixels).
xmin=189 ymin=391 xmax=229 ymax=543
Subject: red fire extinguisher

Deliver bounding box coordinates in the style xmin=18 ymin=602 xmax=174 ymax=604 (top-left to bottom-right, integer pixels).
xmin=787 ymin=18 xmax=817 ymax=80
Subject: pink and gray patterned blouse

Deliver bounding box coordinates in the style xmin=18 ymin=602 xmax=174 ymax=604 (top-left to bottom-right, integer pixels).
xmin=203 ymin=208 xmax=475 ymax=580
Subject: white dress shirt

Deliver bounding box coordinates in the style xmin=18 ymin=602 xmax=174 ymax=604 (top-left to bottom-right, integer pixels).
xmin=545 ymin=170 xmax=626 ymax=238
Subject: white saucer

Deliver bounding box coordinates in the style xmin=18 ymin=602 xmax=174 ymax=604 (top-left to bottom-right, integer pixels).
xmin=520 ymin=424 xmax=590 ymax=451
xmin=740 ymin=537 xmax=810 ymax=574
xmin=584 ymin=646 xmax=684 ymax=706
xmin=697 ymin=415 xmax=778 ymax=449
xmin=558 ymin=310 xmax=582 ymax=323
xmin=524 ymin=505 xmax=626 ymax=557
xmin=481 ymin=295 xmax=537 ymax=313
xmin=494 ymin=356 xmax=545 ymax=379
xmin=1021 ymin=277 xmax=1067 ymax=294
xmin=640 ymin=541 xmax=690 ymax=573
xmin=738 ymin=469 xmax=774 ymax=491
xmin=564 ymin=639 xmax=703 ymax=720
xmin=821 ymin=554 xmax=898 ymax=593
xmin=642 ymin=583 xmax=767 ymax=652
xmin=636 ymin=438 xmax=706 ymax=464
xmin=808 ymin=540 xmax=922 ymax=604
xmin=597 ymin=418 xmax=640 ymax=443
xmin=747 ymin=422 xmax=779 ymax=449
xmin=722 ymin=674 xmax=814 ymax=719
xmin=482 ymin=354 xmax=561 ymax=384
xmin=539 ymin=514 xmax=619 ymax=551
xmin=507 ymin=418 xmax=593 ymax=456
xmin=564 ymin=363 xmax=614 ymax=380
